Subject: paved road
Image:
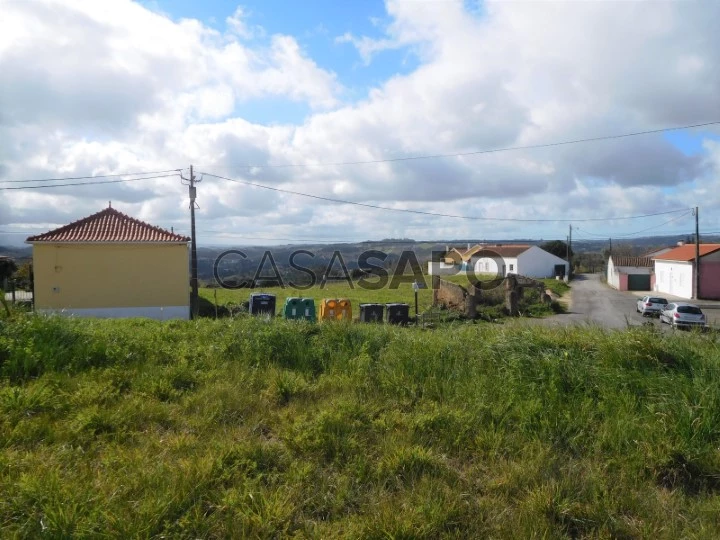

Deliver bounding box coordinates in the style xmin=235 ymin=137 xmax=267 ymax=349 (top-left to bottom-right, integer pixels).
xmin=529 ymin=273 xmax=720 ymax=330
xmin=543 ymin=273 xmax=641 ymax=329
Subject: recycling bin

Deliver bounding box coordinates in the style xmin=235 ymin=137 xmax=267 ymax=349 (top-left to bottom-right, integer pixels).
xmin=248 ymin=293 xmax=276 ymax=316
xmin=319 ymin=298 xmax=352 ymax=321
xmin=386 ymin=303 xmax=410 ymax=325
xmin=359 ymin=303 xmax=384 ymax=323
xmin=284 ymin=297 xmax=316 ymax=321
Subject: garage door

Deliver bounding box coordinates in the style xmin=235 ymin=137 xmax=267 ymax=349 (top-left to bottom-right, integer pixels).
xmin=627 ymin=274 xmax=651 ymax=291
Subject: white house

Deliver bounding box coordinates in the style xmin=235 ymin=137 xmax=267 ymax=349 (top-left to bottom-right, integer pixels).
xmin=606 ymin=256 xmax=653 ymax=291
xmin=428 ymin=244 xmax=568 ymax=278
xmin=653 ymin=244 xmax=720 ymax=299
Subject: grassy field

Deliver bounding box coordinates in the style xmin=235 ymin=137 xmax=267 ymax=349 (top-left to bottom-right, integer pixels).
xmin=200 ymin=274 xmax=569 ymax=319
xmin=201 ymin=279 xmax=435 ymax=318
xmin=2 ymin=314 xmax=720 ymax=537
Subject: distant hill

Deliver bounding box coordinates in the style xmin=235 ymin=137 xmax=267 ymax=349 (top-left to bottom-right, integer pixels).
xmin=197 ymin=234 xmax=720 ymax=283
xmin=0 ymin=245 xmax=32 ymax=262
xmin=7 ymin=233 xmax=720 ymax=281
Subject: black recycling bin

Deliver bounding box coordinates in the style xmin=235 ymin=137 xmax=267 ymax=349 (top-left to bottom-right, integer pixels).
xmin=249 ymin=293 xmax=276 ymax=316
xmin=359 ymin=303 xmax=384 ymax=323
xmin=386 ymin=303 xmax=410 ymax=325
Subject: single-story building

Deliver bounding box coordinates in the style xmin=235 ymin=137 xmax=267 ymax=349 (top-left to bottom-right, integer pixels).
xmin=653 ymin=243 xmax=720 ymax=300
xmin=606 ymin=255 xmax=653 ymax=291
xmin=428 ymin=244 xmax=568 ymax=279
xmin=27 ymin=205 xmax=191 ymax=319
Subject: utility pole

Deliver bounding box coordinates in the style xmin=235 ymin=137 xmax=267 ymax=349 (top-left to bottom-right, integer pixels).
xmin=694 ymin=206 xmax=700 ymax=300
xmin=568 ymin=224 xmax=573 ymax=279
xmin=565 ymin=235 xmax=570 ymax=280
xmin=609 ymin=238 xmax=612 ymax=256
xmin=181 ymin=165 xmax=201 ymax=319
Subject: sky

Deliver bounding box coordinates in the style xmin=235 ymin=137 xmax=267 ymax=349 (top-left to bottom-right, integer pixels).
xmin=1 ymin=0 xmax=720 ymax=247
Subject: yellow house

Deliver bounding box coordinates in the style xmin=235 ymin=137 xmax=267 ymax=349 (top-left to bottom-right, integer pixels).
xmin=27 ymin=206 xmax=191 ymax=320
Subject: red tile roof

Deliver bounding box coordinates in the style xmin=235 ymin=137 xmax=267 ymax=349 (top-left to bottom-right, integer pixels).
xmin=611 ymin=256 xmax=653 ymax=268
xmin=652 ymin=244 xmax=720 ymax=262
xmin=463 ymin=244 xmax=531 ymax=259
xmin=26 ymin=208 xmax=190 ymax=244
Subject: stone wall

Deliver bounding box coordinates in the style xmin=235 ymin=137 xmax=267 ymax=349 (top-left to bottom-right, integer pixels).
xmin=432 ymin=276 xmax=480 ymax=318
xmin=433 ymin=274 xmax=551 ymax=318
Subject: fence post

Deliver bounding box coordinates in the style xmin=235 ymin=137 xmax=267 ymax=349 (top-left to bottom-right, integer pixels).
xmin=11 ymin=281 xmax=15 ymax=304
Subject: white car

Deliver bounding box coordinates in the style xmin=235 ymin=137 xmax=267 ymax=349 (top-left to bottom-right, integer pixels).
xmin=636 ymin=296 xmax=669 ymax=317
xmin=659 ymin=302 xmax=707 ymax=329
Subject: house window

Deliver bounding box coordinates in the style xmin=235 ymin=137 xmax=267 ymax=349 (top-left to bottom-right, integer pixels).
xmin=509 ymin=264 xmax=514 ymax=272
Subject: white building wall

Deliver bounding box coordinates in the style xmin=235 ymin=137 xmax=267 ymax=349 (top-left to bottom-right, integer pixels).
xmin=654 ymin=260 xmax=693 ymax=298
xmin=472 ymin=256 xmax=516 ymax=276
xmin=472 ymin=256 xmax=499 ymax=276
xmin=607 ymin=258 xmax=619 ymax=289
xmin=517 ymin=246 xmax=569 ymax=278
xmin=427 ymin=261 xmax=460 ymax=276
xmin=616 ymin=266 xmax=651 ymax=275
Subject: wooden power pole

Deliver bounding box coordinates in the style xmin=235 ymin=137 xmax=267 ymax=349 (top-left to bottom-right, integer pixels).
xmin=181 ymin=165 xmax=201 ymax=319
xmin=694 ymin=206 xmax=700 ymax=300
xmin=568 ymin=224 xmax=573 ymax=278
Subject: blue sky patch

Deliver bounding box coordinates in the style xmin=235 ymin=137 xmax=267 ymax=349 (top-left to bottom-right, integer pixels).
xmin=143 ymin=0 xmax=421 ymax=118
xmin=664 ymin=130 xmax=719 ymax=156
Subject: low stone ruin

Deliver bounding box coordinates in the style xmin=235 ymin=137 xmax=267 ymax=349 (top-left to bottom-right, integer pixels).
xmin=433 ymin=274 xmax=552 ymax=318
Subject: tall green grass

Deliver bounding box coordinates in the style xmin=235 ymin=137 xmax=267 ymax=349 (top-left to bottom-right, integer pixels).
xmin=1 ymin=314 xmax=720 ymax=537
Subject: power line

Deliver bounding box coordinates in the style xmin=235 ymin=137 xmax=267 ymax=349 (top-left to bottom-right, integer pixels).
xmin=220 ymin=121 xmax=720 ymax=169
xmin=196 ymin=230 xmax=369 ymax=242
xmin=202 ymin=171 xmax=690 ymax=223
xmin=576 ymin=211 xmax=692 ymax=238
xmin=0 ymin=173 xmax=179 ymax=191
xmin=0 ymin=169 xmax=183 ymax=184
xmin=199 ymin=235 xmax=361 ymax=243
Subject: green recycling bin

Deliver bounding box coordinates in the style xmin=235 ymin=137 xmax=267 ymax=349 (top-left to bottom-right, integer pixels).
xmin=283 ymin=297 xmax=316 ymax=321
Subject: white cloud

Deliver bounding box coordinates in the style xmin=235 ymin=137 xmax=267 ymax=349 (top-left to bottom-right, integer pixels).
xmin=226 ymin=6 xmax=265 ymax=40
xmin=2 ymin=0 xmax=720 ymax=247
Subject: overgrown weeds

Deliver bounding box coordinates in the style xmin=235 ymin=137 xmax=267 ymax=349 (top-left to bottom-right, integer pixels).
xmin=1 ymin=314 xmax=720 ymax=536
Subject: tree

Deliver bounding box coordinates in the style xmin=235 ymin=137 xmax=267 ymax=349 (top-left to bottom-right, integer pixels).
xmin=12 ymin=263 xmax=33 ymax=290
xmin=0 ymin=258 xmax=18 ymax=283
xmin=602 ymin=242 xmax=635 ymax=259
xmin=540 ymin=240 xmax=572 ymax=260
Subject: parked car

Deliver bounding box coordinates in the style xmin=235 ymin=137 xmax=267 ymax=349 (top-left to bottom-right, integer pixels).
xmin=659 ymin=302 xmax=707 ymax=329
xmin=636 ymin=296 xmax=669 ymax=317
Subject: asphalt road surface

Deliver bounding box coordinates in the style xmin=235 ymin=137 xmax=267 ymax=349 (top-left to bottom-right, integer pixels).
xmin=528 ymin=273 xmax=720 ymax=330
xmin=542 ymin=273 xmax=641 ymax=329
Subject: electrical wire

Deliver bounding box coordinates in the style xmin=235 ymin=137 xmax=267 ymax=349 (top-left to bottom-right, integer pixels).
xmin=0 ymin=173 xmax=179 ymax=191
xmin=202 ymin=171 xmax=690 ymax=223
xmin=195 ymin=230 xmax=375 ymax=243
xmin=0 ymin=169 xmax=183 ymax=184
xmin=216 ymin=121 xmax=720 ymax=169
xmin=576 ymin=211 xmax=692 ymax=238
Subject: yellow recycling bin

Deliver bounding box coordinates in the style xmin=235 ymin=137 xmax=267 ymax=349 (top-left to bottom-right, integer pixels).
xmin=319 ymin=298 xmax=352 ymax=321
